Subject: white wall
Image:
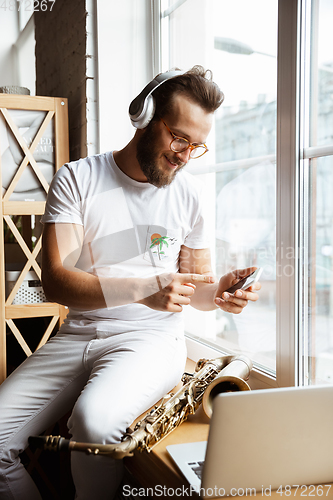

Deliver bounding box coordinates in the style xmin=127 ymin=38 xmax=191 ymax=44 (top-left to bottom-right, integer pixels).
xmin=0 ymin=10 xmax=19 ymax=87
xmin=0 ymin=10 xmax=35 ymax=95
xmin=15 ymin=16 xmax=36 ymax=95
xmin=97 ymin=0 xmax=154 ymax=152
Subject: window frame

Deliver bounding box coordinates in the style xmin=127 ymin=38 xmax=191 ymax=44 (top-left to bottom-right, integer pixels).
xmin=275 ymin=0 xmax=301 ymax=388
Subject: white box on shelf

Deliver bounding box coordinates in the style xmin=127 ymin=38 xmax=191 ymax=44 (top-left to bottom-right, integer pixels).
xmin=5 ymin=269 xmax=47 ymax=304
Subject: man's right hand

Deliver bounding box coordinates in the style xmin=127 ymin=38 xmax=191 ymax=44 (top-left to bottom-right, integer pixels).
xmin=137 ymin=273 xmax=214 ymax=312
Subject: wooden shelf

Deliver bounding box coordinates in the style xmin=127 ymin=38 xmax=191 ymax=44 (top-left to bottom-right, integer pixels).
xmin=0 ymin=95 xmax=69 ymax=383
xmin=5 ymin=303 xmax=62 ymax=319
xmin=3 ymin=201 xmax=46 ymax=216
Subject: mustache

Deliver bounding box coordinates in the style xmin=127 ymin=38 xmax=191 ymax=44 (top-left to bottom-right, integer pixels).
xmin=165 ymin=154 xmax=186 ymax=167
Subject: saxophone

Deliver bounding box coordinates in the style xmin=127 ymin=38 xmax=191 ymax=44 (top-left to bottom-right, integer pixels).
xmin=29 ymin=355 xmax=252 ymax=459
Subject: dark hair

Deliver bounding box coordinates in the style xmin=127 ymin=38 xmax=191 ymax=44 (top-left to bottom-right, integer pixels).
xmin=152 ymin=65 xmax=224 ymax=120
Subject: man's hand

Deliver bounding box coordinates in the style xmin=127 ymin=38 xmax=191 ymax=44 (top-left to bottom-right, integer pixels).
xmin=137 ymin=273 xmax=214 ymax=312
xmin=214 ymin=267 xmax=261 ymax=314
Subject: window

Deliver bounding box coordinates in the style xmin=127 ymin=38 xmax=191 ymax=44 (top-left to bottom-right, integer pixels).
xmin=96 ymin=0 xmax=333 ymax=388
xmin=158 ymin=0 xmax=333 ymax=386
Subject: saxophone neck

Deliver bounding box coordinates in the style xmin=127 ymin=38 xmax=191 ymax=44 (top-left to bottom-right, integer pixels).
xmin=198 ymin=355 xmax=252 ymax=378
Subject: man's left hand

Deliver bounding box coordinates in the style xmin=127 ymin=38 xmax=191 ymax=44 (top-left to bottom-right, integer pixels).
xmin=214 ymin=267 xmax=261 ymax=314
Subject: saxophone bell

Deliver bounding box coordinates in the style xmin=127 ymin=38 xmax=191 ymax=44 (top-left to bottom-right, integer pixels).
xmin=202 ymin=355 xmax=252 ymax=418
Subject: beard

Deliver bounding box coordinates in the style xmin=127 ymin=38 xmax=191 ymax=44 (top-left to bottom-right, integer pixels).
xmin=136 ymin=121 xmax=185 ymax=188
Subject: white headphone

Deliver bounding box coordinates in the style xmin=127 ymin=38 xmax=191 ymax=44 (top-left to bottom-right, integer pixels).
xmin=129 ymin=70 xmax=184 ymax=129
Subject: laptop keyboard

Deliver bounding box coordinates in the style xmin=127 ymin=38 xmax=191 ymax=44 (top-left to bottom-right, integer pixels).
xmin=188 ymin=461 xmax=205 ymax=480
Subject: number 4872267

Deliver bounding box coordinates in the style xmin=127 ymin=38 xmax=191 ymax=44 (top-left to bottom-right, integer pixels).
xmin=0 ymin=1 xmax=56 ymax=11
xmin=276 ymin=484 xmax=332 ymax=496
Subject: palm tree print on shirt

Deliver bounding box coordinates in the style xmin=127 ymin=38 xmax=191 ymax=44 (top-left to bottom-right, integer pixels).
xmin=150 ymin=233 xmax=170 ymax=260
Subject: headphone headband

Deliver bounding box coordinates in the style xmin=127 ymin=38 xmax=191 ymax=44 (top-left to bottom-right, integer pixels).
xmin=129 ymin=70 xmax=184 ymax=129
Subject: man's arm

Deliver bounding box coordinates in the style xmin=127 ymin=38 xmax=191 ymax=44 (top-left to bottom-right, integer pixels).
xmin=179 ymin=245 xmax=260 ymax=313
xmin=42 ymin=223 xmax=211 ymax=311
xmin=42 ymin=222 xmax=128 ymax=309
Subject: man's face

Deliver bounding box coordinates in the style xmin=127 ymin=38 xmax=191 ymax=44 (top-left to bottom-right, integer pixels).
xmin=136 ymin=94 xmax=213 ymax=188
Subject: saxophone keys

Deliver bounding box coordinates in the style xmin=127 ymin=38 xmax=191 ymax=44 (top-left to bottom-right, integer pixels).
xmin=86 ymin=447 xmax=100 ymax=455
xmin=145 ymin=423 xmax=155 ymax=435
xmin=146 ymin=416 xmax=156 ymax=424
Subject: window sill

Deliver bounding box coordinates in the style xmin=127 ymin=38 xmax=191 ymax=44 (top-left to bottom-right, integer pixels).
xmin=185 ymin=336 xmax=278 ymax=390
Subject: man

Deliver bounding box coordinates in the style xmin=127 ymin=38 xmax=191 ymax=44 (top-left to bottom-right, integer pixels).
xmin=0 ymin=66 xmax=260 ymax=499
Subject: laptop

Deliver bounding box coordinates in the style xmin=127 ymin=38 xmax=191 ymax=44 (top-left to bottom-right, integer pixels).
xmin=167 ymin=385 xmax=333 ymax=498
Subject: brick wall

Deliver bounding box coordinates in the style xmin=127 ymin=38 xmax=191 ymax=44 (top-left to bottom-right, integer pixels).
xmin=34 ymin=0 xmax=88 ymax=161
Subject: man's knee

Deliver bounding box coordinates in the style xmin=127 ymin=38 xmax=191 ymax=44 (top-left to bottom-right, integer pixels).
xmin=68 ymin=399 xmax=127 ymax=445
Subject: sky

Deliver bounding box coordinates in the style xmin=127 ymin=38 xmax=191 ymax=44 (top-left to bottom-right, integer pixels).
xmin=207 ymin=0 xmax=332 ymax=110
xmin=206 ymin=0 xmax=278 ymax=109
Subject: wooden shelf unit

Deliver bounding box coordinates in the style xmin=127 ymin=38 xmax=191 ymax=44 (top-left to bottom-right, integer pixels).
xmin=0 ymin=95 xmax=69 ymax=383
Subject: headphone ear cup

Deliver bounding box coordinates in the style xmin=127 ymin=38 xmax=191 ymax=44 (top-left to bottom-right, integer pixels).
xmin=129 ymin=70 xmax=184 ymax=129
xmin=131 ymin=95 xmax=156 ymax=129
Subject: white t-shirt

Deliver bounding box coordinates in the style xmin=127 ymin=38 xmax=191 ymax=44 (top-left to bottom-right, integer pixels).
xmin=41 ymin=151 xmax=208 ymax=337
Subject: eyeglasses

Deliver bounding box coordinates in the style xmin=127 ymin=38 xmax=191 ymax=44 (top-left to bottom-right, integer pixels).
xmin=161 ymin=119 xmax=209 ymax=159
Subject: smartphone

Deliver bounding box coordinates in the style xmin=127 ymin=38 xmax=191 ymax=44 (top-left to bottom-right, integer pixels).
xmin=224 ymin=267 xmax=262 ymax=295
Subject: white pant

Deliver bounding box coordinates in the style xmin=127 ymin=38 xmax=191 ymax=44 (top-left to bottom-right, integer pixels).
xmin=0 ymin=329 xmax=187 ymax=500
